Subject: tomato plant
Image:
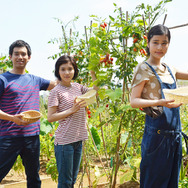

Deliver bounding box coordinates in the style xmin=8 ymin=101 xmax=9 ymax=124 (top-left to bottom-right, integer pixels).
xmin=4 ymin=0 xmax=180 ymax=187
xmin=0 ymin=56 xmax=13 ymax=72
xmin=46 ymin=1 xmax=174 ymax=186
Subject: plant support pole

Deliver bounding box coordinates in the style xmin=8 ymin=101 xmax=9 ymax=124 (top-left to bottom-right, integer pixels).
xmin=86 ymin=122 xmax=110 ymax=181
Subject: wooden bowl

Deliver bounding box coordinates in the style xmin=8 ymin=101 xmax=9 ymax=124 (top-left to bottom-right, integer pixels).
xmin=21 ymin=110 xmax=42 ymax=124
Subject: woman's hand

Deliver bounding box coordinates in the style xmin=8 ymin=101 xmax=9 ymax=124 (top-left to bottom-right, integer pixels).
xmin=158 ymin=99 xmax=183 ymax=108
xmin=48 ymin=98 xmax=87 ymax=122
xmin=71 ymin=98 xmax=87 ymax=113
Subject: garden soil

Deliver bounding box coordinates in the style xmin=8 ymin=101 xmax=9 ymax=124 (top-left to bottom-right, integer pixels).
xmin=0 ymin=160 xmax=139 ymax=188
xmin=0 ymin=170 xmax=139 ymax=188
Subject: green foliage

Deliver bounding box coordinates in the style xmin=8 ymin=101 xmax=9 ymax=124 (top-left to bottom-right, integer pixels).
xmin=91 ymin=126 xmax=101 ymax=150
xmin=179 ymin=105 xmax=188 ymax=186
xmin=46 ymin=158 xmax=58 ymax=182
xmin=12 ymin=155 xmax=24 ymax=174
xmin=0 ymin=55 xmax=13 ymax=72
xmin=40 ymin=133 xmax=54 ymax=161
xmin=179 ymin=178 xmax=188 ymax=188
xmin=40 ymin=118 xmax=55 ymax=135
xmin=8 ymin=0 xmax=181 ymax=186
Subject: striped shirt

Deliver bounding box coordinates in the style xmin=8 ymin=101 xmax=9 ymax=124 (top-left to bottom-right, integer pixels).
xmin=48 ymin=82 xmax=88 ymax=145
xmin=0 ymin=71 xmax=50 ymax=138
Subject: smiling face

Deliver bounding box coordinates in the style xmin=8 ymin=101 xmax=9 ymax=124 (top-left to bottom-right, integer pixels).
xmin=9 ymin=46 xmax=31 ymax=73
xmin=147 ymin=34 xmax=169 ymax=61
xmin=59 ymin=61 xmax=75 ymax=86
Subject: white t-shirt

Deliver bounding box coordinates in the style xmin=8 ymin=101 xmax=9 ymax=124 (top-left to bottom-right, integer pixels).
xmin=48 ymin=82 xmax=88 ymax=145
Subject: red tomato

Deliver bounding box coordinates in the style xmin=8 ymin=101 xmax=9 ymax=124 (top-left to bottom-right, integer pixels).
xmin=133 ymin=47 xmax=137 ymax=52
xmin=133 ymin=38 xmax=138 ymax=43
xmin=143 ymin=35 xmax=147 ymax=40
xmin=104 ymin=22 xmax=107 ymax=27
xmin=140 ymin=49 xmax=147 ymax=56
xmin=100 ymin=24 xmax=105 ymax=28
xmin=132 ymin=34 xmax=136 ymax=38
xmin=106 ymin=53 xmax=110 ymax=59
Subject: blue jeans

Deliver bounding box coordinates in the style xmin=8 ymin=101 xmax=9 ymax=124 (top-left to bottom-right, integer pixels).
xmin=0 ymin=136 xmax=41 ymax=188
xmin=55 ymin=141 xmax=82 ymax=188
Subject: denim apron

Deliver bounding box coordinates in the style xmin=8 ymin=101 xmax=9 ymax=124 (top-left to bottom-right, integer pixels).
xmin=140 ymin=62 xmax=182 ymax=188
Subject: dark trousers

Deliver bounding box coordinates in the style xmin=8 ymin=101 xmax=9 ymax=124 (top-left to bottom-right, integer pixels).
xmin=140 ymin=127 xmax=182 ymax=188
xmin=0 ymin=135 xmax=41 ymax=188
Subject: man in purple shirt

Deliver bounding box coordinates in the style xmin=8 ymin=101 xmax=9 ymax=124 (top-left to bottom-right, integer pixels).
xmin=0 ymin=40 xmax=56 ymax=188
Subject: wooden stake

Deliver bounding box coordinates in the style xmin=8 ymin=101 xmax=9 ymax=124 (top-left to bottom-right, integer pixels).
xmin=163 ymin=14 xmax=167 ymax=25
xmin=68 ymin=28 xmax=72 ymax=55
xmin=142 ymin=14 xmax=147 ymax=36
xmin=112 ymin=8 xmax=128 ymax=188
xmin=90 ymin=20 xmax=92 ymax=38
xmin=148 ymin=12 xmax=151 ymax=29
xmin=84 ymin=26 xmax=89 ymax=49
xmin=120 ymin=8 xmax=126 ymax=53
xmin=121 ymin=10 xmax=128 ymax=102
xmin=107 ymin=21 xmax=111 ymax=34
xmin=169 ymin=23 xmax=188 ymax=29
xmin=61 ymin=25 xmax=68 ymax=44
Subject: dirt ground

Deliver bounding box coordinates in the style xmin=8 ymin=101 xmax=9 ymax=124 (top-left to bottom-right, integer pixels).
xmin=0 ymin=161 xmax=140 ymax=188
xmin=0 ymin=170 xmax=139 ymax=188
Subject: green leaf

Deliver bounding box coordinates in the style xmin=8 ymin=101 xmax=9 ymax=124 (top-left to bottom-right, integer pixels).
xmin=94 ymin=106 xmax=106 ymax=118
xmin=105 ymin=88 xmax=123 ymax=101
xmin=136 ymin=19 xmax=144 ymax=25
xmin=121 ymin=131 xmax=129 ymax=144
xmin=92 ymin=23 xmax=98 ymax=27
xmin=97 ymin=88 xmax=107 ymax=100
xmin=119 ymin=35 xmax=123 ymax=42
xmin=119 ymin=103 xmax=132 ymax=111
xmin=40 ymin=120 xmax=54 ymax=135
xmin=109 ymin=15 xmax=115 ymax=22
xmin=91 ymin=126 xmax=101 ymax=150
xmin=97 ymin=121 xmax=106 ymax=128
xmin=97 ymin=72 xmax=108 ymax=80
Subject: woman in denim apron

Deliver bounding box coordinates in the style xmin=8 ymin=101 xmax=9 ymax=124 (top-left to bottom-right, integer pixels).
xmin=130 ymin=24 xmax=188 ymax=188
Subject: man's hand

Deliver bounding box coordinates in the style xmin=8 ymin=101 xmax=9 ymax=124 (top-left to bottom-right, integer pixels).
xmin=12 ymin=114 xmax=30 ymax=126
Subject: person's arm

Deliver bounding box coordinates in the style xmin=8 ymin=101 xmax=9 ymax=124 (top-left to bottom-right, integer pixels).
xmin=130 ymin=80 xmax=182 ymax=109
xmin=47 ymin=80 xmax=58 ymax=91
xmin=176 ymin=70 xmax=188 ymax=80
xmin=0 ymin=109 xmax=29 ymax=126
xmin=90 ymin=70 xmax=98 ymax=91
xmin=47 ymin=98 xmax=86 ymax=122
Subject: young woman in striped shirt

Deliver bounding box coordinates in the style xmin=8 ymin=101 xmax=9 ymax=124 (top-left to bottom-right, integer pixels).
xmin=47 ymin=55 xmax=96 ymax=188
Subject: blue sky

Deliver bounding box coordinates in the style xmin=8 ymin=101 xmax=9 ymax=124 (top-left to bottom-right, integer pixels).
xmin=0 ymin=0 xmax=188 ymax=80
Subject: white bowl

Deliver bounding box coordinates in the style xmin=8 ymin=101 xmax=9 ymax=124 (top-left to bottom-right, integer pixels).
xmin=76 ymin=90 xmax=96 ymax=105
xmin=163 ymin=86 xmax=188 ymax=104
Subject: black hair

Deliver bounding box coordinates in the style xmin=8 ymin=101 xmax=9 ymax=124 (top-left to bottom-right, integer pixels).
xmin=146 ymin=24 xmax=171 ymax=56
xmin=54 ymin=55 xmax=78 ymax=80
xmin=9 ymin=40 xmax=32 ymax=56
